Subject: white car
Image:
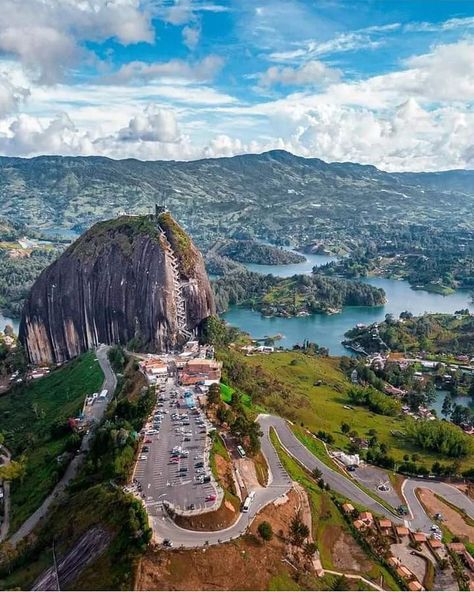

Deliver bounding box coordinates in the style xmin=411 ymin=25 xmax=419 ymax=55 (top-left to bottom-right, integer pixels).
xmin=138 ymin=454 xmax=147 ymax=460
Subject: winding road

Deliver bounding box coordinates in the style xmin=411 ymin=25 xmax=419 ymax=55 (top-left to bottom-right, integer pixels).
xmin=150 ymin=414 xmax=474 ymax=547
xmin=6 ymin=350 xmax=474 ymax=550
xmin=9 ymin=345 xmax=116 ymax=546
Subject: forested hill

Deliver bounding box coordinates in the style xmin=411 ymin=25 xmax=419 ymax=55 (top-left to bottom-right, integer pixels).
xmin=212 ymin=270 xmax=386 ymax=316
xmin=1 ymin=151 xmax=473 ymax=248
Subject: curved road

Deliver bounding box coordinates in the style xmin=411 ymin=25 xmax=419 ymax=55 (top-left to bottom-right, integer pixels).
xmin=9 ymin=345 xmax=116 ymax=546
xmin=152 ymin=414 xmax=474 ymax=546
xmin=7 ymin=349 xmax=473 ymax=549
xmin=403 ymin=478 xmax=474 ymax=532
xmin=150 ymin=414 xmax=293 ymax=547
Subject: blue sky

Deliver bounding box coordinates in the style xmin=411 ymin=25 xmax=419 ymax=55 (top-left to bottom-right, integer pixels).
xmin=0 ymin=0 xmax=473 ymax=170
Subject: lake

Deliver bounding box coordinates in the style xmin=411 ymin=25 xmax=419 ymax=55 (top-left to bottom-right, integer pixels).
xmin=222 ymin=255 xmax=472 ymax=355
xmin=0 ymin=312 xmax=20 ymax=334
xmin=431 ymin=389 xmax=473 ymax=416
xmin=244 ymin=250 xmax=338 ymax=276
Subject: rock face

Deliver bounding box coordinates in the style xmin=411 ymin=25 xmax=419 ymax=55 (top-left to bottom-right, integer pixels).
xmin=20 ymin=212 xmax=215 ymax=364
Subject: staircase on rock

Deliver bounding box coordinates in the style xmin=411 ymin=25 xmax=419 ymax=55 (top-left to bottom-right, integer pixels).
xmin=158 ymin=226 xmax=193 ymax=341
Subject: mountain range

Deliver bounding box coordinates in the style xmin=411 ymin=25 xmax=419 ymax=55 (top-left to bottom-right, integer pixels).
xmin=1 ymin=150 xmax=473 ymax=248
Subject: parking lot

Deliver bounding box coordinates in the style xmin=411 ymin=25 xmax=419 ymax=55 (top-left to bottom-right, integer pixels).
xmin=131 ymin=377 xmax=218 ymax=513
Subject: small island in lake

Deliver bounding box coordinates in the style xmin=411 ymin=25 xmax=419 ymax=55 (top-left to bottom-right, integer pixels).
xmin=208 ymin=239 xmax=306 ymax=267
xmin=213 ymin=270 xmax=386 ymax=317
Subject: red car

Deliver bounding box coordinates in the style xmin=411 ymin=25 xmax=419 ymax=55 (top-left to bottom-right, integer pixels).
xmin=145 ymin=438 xmax=152 ymax=444
xmin=205 ymin=494 xmax=216 ymax=502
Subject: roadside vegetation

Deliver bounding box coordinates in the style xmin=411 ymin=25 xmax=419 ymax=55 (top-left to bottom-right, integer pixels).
xmin=269 ymin=429 xmax=400 ymax=590
xmin=0 ymin=352 xmax=103 ymax=533
xmin=0 ymin=349 xmax=152 ymax=590
xmin=218 ymin=347 xmax=474 ymax=473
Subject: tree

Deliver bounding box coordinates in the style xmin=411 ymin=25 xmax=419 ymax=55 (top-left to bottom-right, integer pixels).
xmin=207 ymin=383 xmax=221 ymax=406
xmin=312 ymin=467 xmax=322 ymax=480
xmin=330 ymin=574 xmax=350 ymax=591
xmin=0 ymin=457 xmax=26 ymax=481
xmin=289 ymin=515 xmax=310 ymax=546
xmin=258 ymin=521 xmax=273 ymax=541
xmin=340 ymin=422 xmax=351 ymax=434
xmin=303 ymin=542 xmax=317 ymax=558
xmin=441 ymin=393 xmax=453 ymax=418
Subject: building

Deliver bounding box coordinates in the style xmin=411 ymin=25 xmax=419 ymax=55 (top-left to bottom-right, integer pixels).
xmin=334 ymin=451 xmax=360 ymax=467
xmin=342 ymin=503 xmax=355 ymax=514
xmin=448 ymin=543 xmax=474 ymax=572
xmin=396 ymin=526 xmax=410 ymax=537
xmin=378 ymin=519 xmax=392 ymax=534
xmin=179 ymin=358 xmax=222 ymax=386
xmin=139 ymin=357 xmax=168 ymax=384
xmin=408 ymin=580 xmax=423 ymax=591
xmin=411 ymin=532 xmax=427 ymax=545
xmin=396 ymin=565 xmax=414 ymax=581
xmin=359 ymin=511 xmax=373 ymax=525
xmin=388 ymin=556 xmax=400 ymax=568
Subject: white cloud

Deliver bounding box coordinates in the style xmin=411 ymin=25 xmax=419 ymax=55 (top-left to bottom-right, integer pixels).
xmin=104 ymin=55 xmax=223 ymax=84
xmin=0 ymin=74 xmax=29 ymax=117
xmin=404 ymin=16 xmax=474 ymax=33
xmin=0 ymin=0 xmax=153 ymax=83
xmin=163 ymin=0 xmax=194 ymax=25
xmin=182 ymin=25 xmax=201 ymax=50
xmin=268 ymin=23 xmax=401 ymax=62
xmin=118 ymin=106 xmax=180 ymax=142
xmin=258 ymin=60 xmax=341 ymax=88
xmin=0 ymin=112 xmax=94 ymax=156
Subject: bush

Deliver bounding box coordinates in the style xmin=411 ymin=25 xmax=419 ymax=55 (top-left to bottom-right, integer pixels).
xmin=257 ymin=521 xmax=273 ymax=541
xmin=406 ymin=418 xmax=472 ymax=457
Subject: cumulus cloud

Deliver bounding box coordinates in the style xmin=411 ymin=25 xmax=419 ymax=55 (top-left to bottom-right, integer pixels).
xmin=0 ymin=112 xmax=94 ymax=155
xmin=403 ymin=41 xmax=474 ymax=102
xmin=105 ymin=55 xmax=223 ymax=84
xmin=118 ymin=106 xmax=180 ymax=142
xmin=0 ymin=74 xmax=29 ymax=117
xmin=258 ymin=60 xmax=341 ymax=88
xmin=0 ymin=0 xmax=153 ymax=83
xmin=0 ymin=96 xmax=472 ymax=172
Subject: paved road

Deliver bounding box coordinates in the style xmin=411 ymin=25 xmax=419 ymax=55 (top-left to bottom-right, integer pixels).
xmin=9 ymin=345 xmax=115 ymax=546
xmin=151 ymin=414 xmax=474 ymax=546
xmin=403 ymin=478 xmax=474 ymax=532
xmin=150 ymin=414 xmax=292 ymax=547
xmin=259 ymin=415 xmax=403 ymax=523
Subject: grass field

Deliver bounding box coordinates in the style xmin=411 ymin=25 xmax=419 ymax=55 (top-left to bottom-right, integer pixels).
xmin=219 ymin=382 xmax=234 ymax=403
xmin=220 ymin=381 xmax=252 ymax=408
xmin=241 ymin=351 xmax=473 ymax=471
xmin=0 ymin=352 xmax=103 ymax=532
xmin=209 ymin=432 xmax=230 ymax=480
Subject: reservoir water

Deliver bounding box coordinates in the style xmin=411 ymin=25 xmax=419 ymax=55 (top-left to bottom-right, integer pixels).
xmin=0 ymin=312 xmax=20 ymax=334
xmin=222 ymin=254 xmax=472 ymax=355
xmin=431 ymin=390 xmax=473 ymax=417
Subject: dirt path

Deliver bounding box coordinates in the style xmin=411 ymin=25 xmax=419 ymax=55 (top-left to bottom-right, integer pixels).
xmin=235 ymin=458 xmax=262 ymax=494
xmin=417 ymin=488 xmax=474 ymax=542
